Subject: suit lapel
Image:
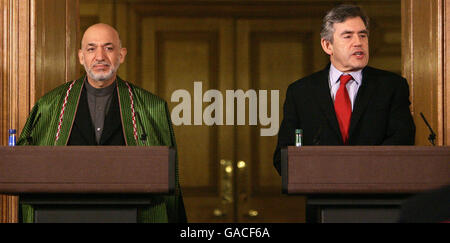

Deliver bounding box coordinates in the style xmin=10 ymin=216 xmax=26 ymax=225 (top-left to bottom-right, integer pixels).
xmin=56 ymin=78 xmax=84 ymax=146
xmin=348 ymin=67 xmax=378 ymax=139
xmin=313 ymin=67 xmax=343 ymax=142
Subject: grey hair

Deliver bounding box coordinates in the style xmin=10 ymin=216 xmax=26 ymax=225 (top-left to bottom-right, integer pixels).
xmin=320 ymin=4 xmax=370 ymax=42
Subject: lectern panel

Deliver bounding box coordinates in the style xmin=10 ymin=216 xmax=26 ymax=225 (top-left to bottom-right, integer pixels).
xmin=0 ymin=146 xmax=175 ymax=194
xmin=282 ymin=146 xmax=450 ymax=194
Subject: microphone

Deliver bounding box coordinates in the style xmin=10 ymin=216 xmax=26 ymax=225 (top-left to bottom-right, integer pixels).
xmin=135 ymin=111 xmax=147 ymax=141
xmin=420 ymin=112 xmax=436 ymax=146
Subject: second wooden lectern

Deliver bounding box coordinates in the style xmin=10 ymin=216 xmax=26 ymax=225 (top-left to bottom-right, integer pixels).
xmin=282 ymin=146 xmax=450 ymax=223
xmin=0 ymin=146 xmax=175 ymax=223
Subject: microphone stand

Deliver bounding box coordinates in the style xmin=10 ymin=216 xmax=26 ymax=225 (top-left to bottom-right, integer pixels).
xmin=420 ymin=112 xmax=436 ymax=146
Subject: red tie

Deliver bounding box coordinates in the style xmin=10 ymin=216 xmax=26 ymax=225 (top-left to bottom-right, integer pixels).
xmin=334 ymin=74 xmax=353 ymax=144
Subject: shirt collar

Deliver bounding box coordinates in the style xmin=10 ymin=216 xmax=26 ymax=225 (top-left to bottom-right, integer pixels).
xmin=329 ymin=63 xmax=363 ymax=85
xmin=84 ymin=78 xmax=116 ymax=97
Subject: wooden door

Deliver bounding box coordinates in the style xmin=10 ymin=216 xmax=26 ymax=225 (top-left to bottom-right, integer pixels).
xmin=140 ymin=16 xmax=326 ymax=222
xmin=139 ymin=17 xmax=236 ymax=222
xmin=235 ymin=19 xmax=328 ymax=222
xmin=139 ymin=16 xmax=329 ymax=222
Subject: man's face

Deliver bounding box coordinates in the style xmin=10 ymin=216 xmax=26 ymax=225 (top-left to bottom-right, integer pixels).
xmin=78 ymin=25 xmax=127 ymax=85
xmin=321 ymin=17 xmax=369 ymax=72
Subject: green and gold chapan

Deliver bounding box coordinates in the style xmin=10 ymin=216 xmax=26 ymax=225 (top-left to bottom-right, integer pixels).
xmin=17 ymin=76 xmax=186 ymax=223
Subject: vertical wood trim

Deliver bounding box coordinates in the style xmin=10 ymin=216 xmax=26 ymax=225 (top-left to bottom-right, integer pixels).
xmin=17 ymin=0 xmax=31 ymax=135
xmin=436 ymin=0 xmax=444 ymax=146
xmin=30 ymin=0 xmax=35 ymax=105
xmin=0 ymin=0 xmax=10 ymax=219
xmin=1 ymin=0 xmax=10 ymax=147
xmin=0 ymin=0 xmax=5 ymax=222
xmin=9 ymin=0 xmax=31 ymax=223
xmin=445 ymin=0 xmax=450 ymax=145
xmin=10 ymin=0 xmax=17 ymax=131
xmin=115 ymin=1 xmax=128 ymax=80
xmin=401 ymin=0 xmax=413 ymax=114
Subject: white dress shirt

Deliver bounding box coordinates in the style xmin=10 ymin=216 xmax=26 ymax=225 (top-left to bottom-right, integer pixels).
xmin=328 ymin=64 xmax=363 ymax=111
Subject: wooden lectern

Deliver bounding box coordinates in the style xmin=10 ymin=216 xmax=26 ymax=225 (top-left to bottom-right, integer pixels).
xmin=0 ymin=146 xmax=175 ymax=223
xmin=282 ymin=146 xmax=450 ymax=223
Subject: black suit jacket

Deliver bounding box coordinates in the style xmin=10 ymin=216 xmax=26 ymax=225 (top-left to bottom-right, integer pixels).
xmin=273 ymin=65 xmax=415 ymax=174
xmin=68 ymin=85 xmax=125 ymax=146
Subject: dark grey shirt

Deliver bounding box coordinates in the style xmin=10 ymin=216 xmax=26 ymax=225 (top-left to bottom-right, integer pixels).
xmin=85 ymin=81 xmax=116 ymax=144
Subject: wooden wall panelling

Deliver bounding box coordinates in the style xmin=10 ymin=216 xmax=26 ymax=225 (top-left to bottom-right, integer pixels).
xmin=115 ymin=1 xmax=130 ymax=81
xmin=35 ymin=0 xmax=65 ymax=100
xmin=0 ymin=0 xmax=32 ymax=224
xmin=125 ymin=4 xmax=139 ymax=84
xmin=0 ymin=0 xmax=7 ymax=223
xmin=445 ymin=0 xmax=450 ymax=145
xmin=402 ymin=0 xmax=445 ymax=145
xmin=66 ymin=0 xmax=81 ymax=83
xmin=0 ymin=0 xmax=79 ymax=223
xmin=35 ymin=0 xmax=79 ymax=100
xmin=140 ymin=17 xmax=156 ymax=93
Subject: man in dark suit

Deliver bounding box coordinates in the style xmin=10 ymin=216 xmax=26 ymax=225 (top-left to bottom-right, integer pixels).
xmin=273 ymin=4 xmax=415 ymax=174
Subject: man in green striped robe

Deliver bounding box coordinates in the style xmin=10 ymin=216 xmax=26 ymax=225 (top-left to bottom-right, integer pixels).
xmin=17 ymin=23 xmax=186 ymax=223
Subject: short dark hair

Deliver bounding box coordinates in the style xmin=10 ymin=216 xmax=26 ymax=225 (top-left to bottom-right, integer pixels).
xmin=320 ymin=4 xmax=370 ymax=42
